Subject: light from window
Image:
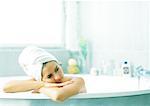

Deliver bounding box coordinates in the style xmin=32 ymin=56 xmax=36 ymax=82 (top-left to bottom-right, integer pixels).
xmin=0 ymin=0 xmax=64 ymax=47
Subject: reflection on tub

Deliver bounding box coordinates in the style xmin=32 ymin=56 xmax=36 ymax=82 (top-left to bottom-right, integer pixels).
xmin=1 ymin=74 xmax=150 ymax=106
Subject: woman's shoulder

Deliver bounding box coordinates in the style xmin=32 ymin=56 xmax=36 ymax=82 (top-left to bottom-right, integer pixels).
xmin=63 ymin=75 xmax=84 ymax=81
xmin=62 ymin=76 xmax=72 ymax=82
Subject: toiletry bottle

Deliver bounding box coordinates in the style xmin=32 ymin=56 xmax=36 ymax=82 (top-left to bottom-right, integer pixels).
xmin=121 ymin=61 xmax=131 ymax=77
xmin=67 ymin=58 xmax=80 ymax=74
xmin=90 ymin=67 xmax=99 ymax=76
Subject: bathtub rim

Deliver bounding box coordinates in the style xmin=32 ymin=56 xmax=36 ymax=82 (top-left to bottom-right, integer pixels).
xmin=1 ymin=75 xmax=150 ymax=100
xmin=0 ymin=89 xmax=150 ymax=100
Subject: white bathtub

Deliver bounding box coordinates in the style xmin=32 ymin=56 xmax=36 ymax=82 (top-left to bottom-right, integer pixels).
xmin=0 ymin=74 xmax=150 ymax=106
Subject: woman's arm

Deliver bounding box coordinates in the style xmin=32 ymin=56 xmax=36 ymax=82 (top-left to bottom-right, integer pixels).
xmin=39 ymin=77 xmax=86 ymax=102
xmin=3 ymin=79 xmax=44 ymax=93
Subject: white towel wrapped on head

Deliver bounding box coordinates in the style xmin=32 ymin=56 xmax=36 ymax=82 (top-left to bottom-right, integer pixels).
xmin=18 ymin=46 xmax=59 ymax=81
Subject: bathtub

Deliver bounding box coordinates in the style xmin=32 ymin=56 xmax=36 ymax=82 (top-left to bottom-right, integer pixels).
xmin=0 ymin=74 xmax=150 ymax=106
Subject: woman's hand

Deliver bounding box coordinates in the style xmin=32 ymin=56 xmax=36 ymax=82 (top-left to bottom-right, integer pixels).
xmin=32 ymin=80 xmax=73 ymax=93
xmin=31 ymin=81 xmax=44 ymax=93
xmin=44 ymin=80 xmax=73 ymax=88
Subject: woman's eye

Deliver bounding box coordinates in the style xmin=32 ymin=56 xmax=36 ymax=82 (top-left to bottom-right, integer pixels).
xmin=47 ymin=74 xmax=52 ymax=78
xmin=55 ymin=67 xmax=59 ymax=73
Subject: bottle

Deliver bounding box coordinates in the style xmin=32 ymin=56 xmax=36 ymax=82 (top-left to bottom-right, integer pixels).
xmin=67 ymin=58 xmax=80 ymax=74
xmin=90 ymin=67 xmax=99 ymax=76
xmin=121 ymin=61 xmax=131 ymax=77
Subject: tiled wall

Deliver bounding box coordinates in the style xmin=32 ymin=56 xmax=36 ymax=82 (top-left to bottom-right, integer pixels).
xmin=79 ymin=1 xmax=150 ymax=73
xmin=0 ymin=47 xmax=70 ymax=76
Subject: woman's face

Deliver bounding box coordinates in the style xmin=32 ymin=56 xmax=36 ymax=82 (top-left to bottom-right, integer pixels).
xmin=41 ymin=61 xmax=64 ymax=83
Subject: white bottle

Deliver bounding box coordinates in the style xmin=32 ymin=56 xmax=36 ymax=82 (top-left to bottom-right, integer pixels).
xmin=90 ymin=67 xmax=99 ymax=76
xmin=121 ymin=61 xmax=131 ymax=77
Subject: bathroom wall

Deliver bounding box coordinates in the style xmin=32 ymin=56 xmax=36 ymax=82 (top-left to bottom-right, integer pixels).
xmin=1 ymin=1 xmax=150 ymax=76
xmin=0 ymin=47 xmax=70 ymax=76
xmin=79 ymin=1 xmax=150 ymax=73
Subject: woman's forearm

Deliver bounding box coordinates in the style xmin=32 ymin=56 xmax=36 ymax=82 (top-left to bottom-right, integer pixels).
xmin=39 ymin=77 xmax=86 ymax=102
xmin=39 ymin=87 xmax=61 ymax=101
xmin=3 ymin=80 xmax=44 ymax=93
xmin=56 ymin=77 xmax=85 ymax=101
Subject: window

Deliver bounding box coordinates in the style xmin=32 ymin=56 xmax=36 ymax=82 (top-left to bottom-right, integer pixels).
xmin=0 ymin=0 xmax=64 ymax=47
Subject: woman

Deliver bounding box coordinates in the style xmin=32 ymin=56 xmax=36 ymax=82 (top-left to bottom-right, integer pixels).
xmin=3 ymin=46 xmax=86 ymax=102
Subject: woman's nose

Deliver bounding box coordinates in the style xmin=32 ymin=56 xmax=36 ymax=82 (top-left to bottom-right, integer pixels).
xmin=54 ymin=75 xmax=62 ymax=82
